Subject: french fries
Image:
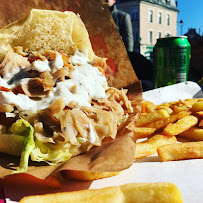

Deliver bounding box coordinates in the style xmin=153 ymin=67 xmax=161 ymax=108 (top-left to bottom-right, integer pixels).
xmin=156 ymin=105 xmax=173 ymax=114
xmin=199 ymin=119 xmax=203 ymax=127
xmin=135 ymin=109 xmax=170 ymax=127
xmin=132 ymin=127 xmax=156 ymax=140
xmin=146 ymin=111 xmax=191 ymax=130
xmin=157 ymin=141 xmax=203 ymax=161
xmin=141 ymin=101 xmax=156 ymax=113
xmin=163 ymin=115 xmax=198 ymax=136
xmin=196 ymin=111 xmax=203 ymax=117
xmin=19 ymin=182 xmax=183 ymax=203
xmin=135 ymin=134 xmax=177 ymax=159
xmin=133 ymin=98 xmax=203 ymax=163
xmin=191 ymin=101 xmax=203 ymax=112
xmin=172 ymin=104 xmax=190 ymax=113
xmin=179 ymin=127 xmax=203 ymax=141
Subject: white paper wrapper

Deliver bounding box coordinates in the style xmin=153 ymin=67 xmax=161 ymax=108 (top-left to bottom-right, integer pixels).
xmin=143 ymin=81 xmax=202 ymax=105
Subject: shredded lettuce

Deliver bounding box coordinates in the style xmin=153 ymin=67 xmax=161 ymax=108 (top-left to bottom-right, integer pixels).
xmin=9 ymin=118 xmax=72 ymax=173
xmin=31 ymin=140 xmax=72 ymax=165
xmin=10 ymin=118 xmax=35 ymax=174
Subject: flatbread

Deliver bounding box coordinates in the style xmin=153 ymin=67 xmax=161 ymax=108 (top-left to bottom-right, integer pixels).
xmin=0 ymin=9 xmax=95 ymax=62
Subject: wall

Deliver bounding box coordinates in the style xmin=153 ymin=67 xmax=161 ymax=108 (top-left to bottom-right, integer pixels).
xmin=116 ymin=0 xmax=178 ymax=58
xmin=139 ymin=1 xmax=178 ymax=56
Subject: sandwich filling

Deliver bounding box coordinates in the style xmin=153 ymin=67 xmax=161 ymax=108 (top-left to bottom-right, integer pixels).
xmin=0 ymin=47 xmax=133 ymax=173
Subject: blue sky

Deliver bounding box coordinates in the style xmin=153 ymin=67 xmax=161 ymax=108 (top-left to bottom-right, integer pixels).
xmin=177 ymin=0 xmax=203 ymax=36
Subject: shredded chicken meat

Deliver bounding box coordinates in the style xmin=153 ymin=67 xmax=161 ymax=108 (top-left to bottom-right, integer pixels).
xmin=0 ymin=46 xmax=135 ymax=156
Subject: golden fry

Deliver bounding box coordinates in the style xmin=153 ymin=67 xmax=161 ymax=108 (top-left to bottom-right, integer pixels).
xmin=168 ymin=101 xmax=178 ymax=107
xmin=134 ymin=134 xmax=177 ymax=159
xmin=19 ymin=182 xmax=183 ymax=203
xmin=196 ymin=111 xmax=203 ymax=117
xmin=179 ymin=127 xmax=203 ymax=141
xmin=120 ymin=182 xmax=183 ymax=203
xmin=172 ymin=104 xmax=190 ymax=114
xmin=179 ymin=99 xmax=197 ymax=108
xmin=135 ymin=109 xmax=169 ymax=127
xmin=156 ymin=105 xmax=173 ymax=115
xmin=163 ymin=115 xmax=198 ymax=136
xmin=191 ymin=101 xmax=203 ymax=113
xmin=146 ymin=111 xmax=191 ymax=130
xmin=141 ymin=101 xmax=156 ymax=113
xmin=184 ymin=98 xmax=199 ymax=103
xmin=157 ymin=141 xmax=203 ymax=161
xmin=132 ymin=127 xmax=156 ymax=140
xmin=199 ymin=119 xmax=203 ymax=127
xmin=157 ymin=102 xmax=170 ymax=107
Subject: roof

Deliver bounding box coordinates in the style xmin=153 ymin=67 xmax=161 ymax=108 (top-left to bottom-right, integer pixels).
xmin=117 ymin=0 xmax=179 ymax=12
xmin=184 ymin=28 xmax=202 ymax=40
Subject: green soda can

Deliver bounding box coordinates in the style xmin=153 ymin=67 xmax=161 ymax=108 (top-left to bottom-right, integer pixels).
xmin=153 ymin=36 xmax=191 ymax=88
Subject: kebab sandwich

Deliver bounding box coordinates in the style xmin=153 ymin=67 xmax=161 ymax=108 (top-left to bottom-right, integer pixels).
xmin=0 ymin=9 xmax=135 ymax=173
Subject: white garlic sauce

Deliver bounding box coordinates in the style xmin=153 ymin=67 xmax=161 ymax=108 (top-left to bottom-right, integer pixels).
xmin=70 ymin=50 xmax=89 ymax=65
xmin=52 ymin=52 xmax=64 ymax=73
xmin=32 ymin=60 xmax=50 ymax=72
xmin=0 ymin=51 xmax=108 ymax=112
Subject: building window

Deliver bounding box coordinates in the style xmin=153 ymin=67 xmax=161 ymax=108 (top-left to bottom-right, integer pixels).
xmin=166 ymin=14 xmax=170 ymax=25
xmin=166 ymin=0 xmax=170 ymax=5
xmin=158 ymin=32 xmax=162 ymax=39
xmin=149 ymin=31 xmax=153 ymax=44
xmin=158 ymin=12 xmax=162 ymax=24
xmin=149 ymin=10 xmax=153 ymax=23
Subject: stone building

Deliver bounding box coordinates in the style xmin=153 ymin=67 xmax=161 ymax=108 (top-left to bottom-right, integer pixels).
xmin=116 ymin=0 xmax=179 ymax=59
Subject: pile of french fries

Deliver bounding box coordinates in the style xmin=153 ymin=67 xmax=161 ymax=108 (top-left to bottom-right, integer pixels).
xmin=133 ymin=98 xmax=203 ymax=161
